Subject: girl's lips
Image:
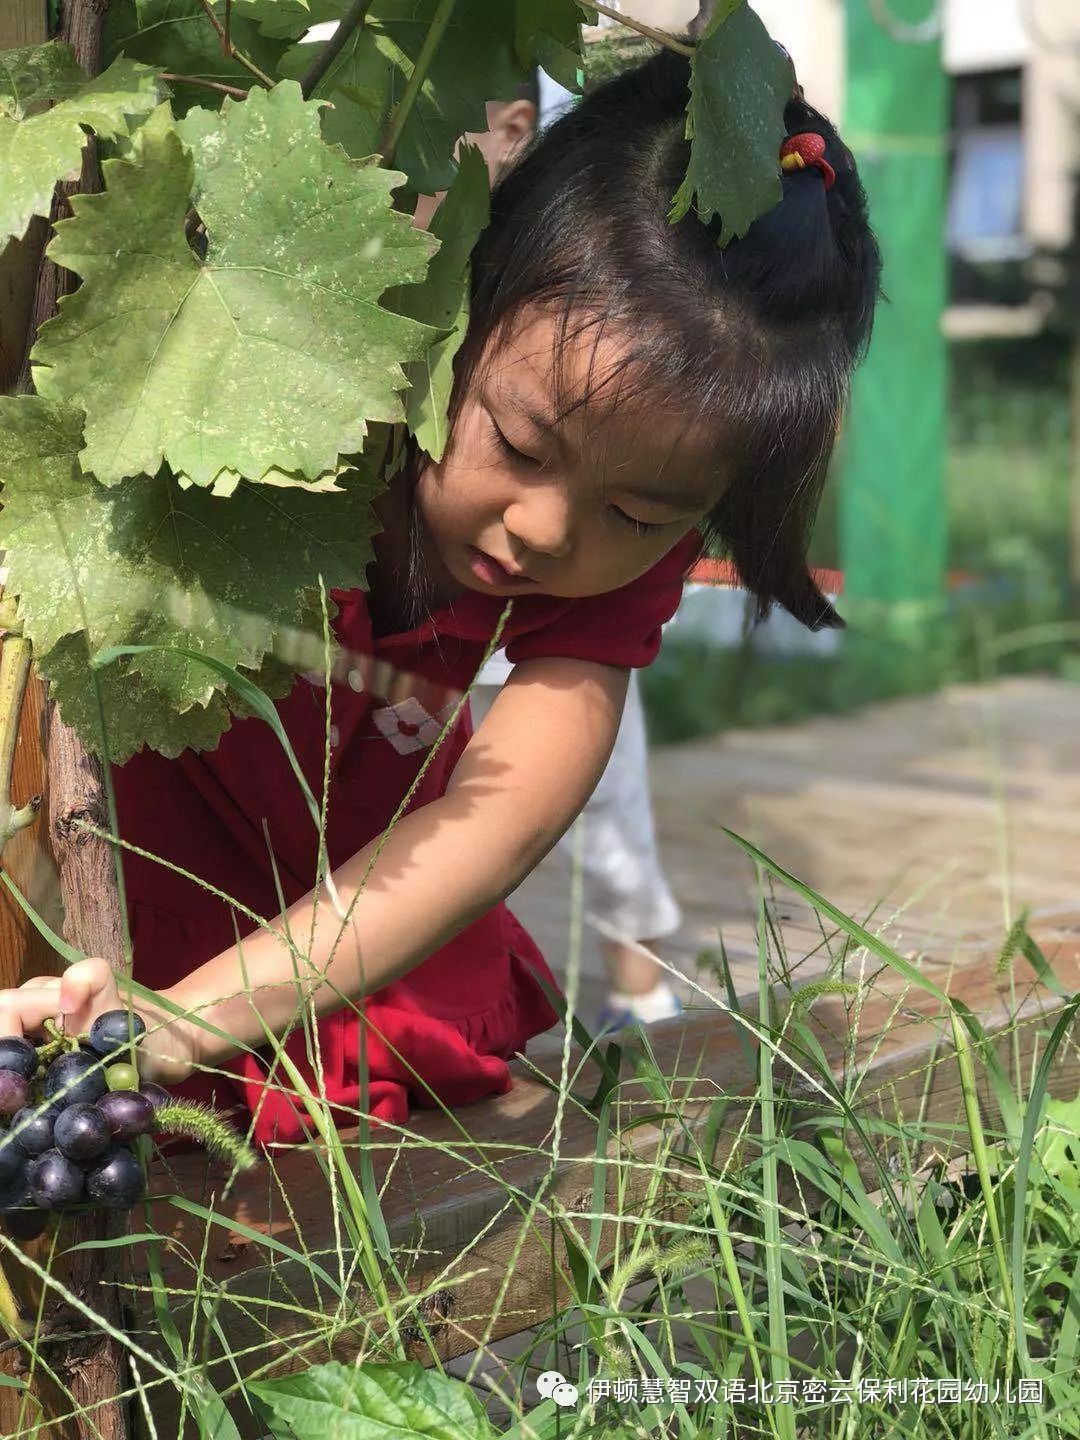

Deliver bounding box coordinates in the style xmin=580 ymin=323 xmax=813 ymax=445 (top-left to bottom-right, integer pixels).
xmin=467 ymin=546 xmax=537 ymax=588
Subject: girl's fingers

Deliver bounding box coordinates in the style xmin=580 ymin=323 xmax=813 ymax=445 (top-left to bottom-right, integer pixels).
xmin=0 ymin=961 xmax=121 ymax=1045
xmin=18 ymin=976 xmax=61 ymax=994
xmin=0 ymin=962 xmax=122 ymax=1049
xmin=58 ymin=958 xmax=117 ymax=1020
xmin=0 ymin=981 xmax=66 ymax=1040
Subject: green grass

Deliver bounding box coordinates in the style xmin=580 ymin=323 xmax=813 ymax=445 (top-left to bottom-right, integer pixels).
xmin=3 ymin=819 xmax=1078 ymax=1438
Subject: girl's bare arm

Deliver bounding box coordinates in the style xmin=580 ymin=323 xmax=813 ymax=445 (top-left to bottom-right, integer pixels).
xmin=160 ymin=656 xmax=629 ymax=1071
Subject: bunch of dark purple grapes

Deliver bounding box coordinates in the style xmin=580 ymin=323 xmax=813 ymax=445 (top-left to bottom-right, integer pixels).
xmin=0 ymin=1011 xmax=168 ymax=1240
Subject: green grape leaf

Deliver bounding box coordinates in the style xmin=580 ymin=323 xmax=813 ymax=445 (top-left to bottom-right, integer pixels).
xmin=103 ymin=0 xmax=291 ymax=114
xmin=40 ymin=631 xmax=306 ymax=763
xmin=232 ymin=0 xmax=342 ymax=41
xmin=277 ymin=0 xmax=527 ymax=193
xmin=249 ymin=1360 xmax=497 ymax=1440
xmin=182 ymin=465 xmax=350 ymax=497
xmin=516 ymin=0 xmax=586 ymax=92
xmin=39 ymin=631 xmax=233 ymax=763
xmin=0 ymin=40 xmax=91 ymax=108
xmin=0 ymin=395 xmax=382 ymax=756
xmin=0 ymin=42 xmax=160 ymax=243
xmin=31 ymin=91 xmax=438 ymax=487
xmin=667 ymin=0 xmax=792 ymax=246
xmin=385 ymin=143 xmax=489 ymax=460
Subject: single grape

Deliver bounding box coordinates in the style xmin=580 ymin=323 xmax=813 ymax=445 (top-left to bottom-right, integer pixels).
xmin=0 ymin=1070 xmax=29 ymax=1118
xmin=3 ymin=1207 xmax=49 ymax=1241
xmin=105 ymin=1062 xmax=140 ymax=1092
xmin=0 ymin=1036 xmax=38 ymax=1081
xmin=87 ymin=1010 xmax=146 ymax=1059
xmin=139 ymin=1083 xmax=171 ymax=1113
xmin=44 ymin=1051 xmax=107 ymax=1108
xmin=0 ymin=1164 xmax=32 ymax=1214
xmin=53 ymin=1103 xmax=112 ymax=1163
xmin=0 ymin=1132 xmax=24 ymax=1184
xmin=98 ymin=1091 xmax=155 ymax=1142
xmin=28 ymin=1149 xmax=85 ymax=1209
xmin=86 ymin=1146 xmax=143 ymax=1210
xmin=10 ymin=1104 xmax=59 ymax=1157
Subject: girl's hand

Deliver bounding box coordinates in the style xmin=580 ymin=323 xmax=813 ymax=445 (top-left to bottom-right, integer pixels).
xmin=0 ymin=958 xmax=199 ymax=1087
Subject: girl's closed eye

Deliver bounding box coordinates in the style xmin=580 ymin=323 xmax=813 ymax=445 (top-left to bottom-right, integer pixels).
xmin=490 ymin=410 xmax=673 ymax=536
xmin=489 ymin=413 xmax=538 ymax=467
xmin=609 ymin=507 xmax=668 ymax=537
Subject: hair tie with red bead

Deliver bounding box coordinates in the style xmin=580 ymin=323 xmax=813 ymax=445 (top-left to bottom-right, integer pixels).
xmin=780 ymin=133 xmax=836 ymax=190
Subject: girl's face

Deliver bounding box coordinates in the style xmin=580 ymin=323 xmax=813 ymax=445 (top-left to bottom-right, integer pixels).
xmin=415 ymin=308 xmax=725 ymax=601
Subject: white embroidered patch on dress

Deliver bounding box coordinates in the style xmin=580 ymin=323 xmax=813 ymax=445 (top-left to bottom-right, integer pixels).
xmin=371 ymin=697 xmax=450 ymax=754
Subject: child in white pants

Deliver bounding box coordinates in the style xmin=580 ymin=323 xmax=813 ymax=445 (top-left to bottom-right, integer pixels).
xmin=470 ymin=653 xmax=683 ymax=1029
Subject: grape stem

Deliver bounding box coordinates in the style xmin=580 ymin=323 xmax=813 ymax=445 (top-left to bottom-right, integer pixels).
xmin=0 ymin=598 xmax=21 ymax=635
xmin=194 ymin=0 xmax=274 ymax=87
xmin=380 ymin=0 xmax=458 ymax=165
xmin=0 ymin=624 xmax=41 ymax=855
xmin=300 ymin=0 xmax=376 ymax=100
xmin=37 ymin=1019 xmax=79 ymax=1066
xmin=577 ymin=1 xmax=695 ymax=55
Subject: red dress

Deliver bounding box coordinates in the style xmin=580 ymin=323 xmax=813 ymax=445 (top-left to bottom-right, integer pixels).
xmin=112 ymin=530 xmax=702 ymax=1143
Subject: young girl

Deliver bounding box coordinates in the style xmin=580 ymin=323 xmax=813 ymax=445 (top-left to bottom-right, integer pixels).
xmin=2 ymin=48 xmax=881 ymax=1145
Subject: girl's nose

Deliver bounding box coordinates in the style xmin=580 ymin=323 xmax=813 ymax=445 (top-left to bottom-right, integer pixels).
xmin=502 ymin=491 xmax=574 ymax=561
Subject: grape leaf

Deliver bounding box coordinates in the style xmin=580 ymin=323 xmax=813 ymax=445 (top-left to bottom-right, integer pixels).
xmin=276 ymin=0 xmax=527 ymax=193
xmin=249 ymin=1360 xmax=497 ymax=1440
xmin=31 ymin=92 xmax=438 ymax=487
xmin=39 ymin=631 xmax=233 ymax=762
xmin=516 ymin=0 xmax=586 ymax=92
xmin=232 ymin=0 xmax=342 ymax=40
xmin=1038 ymin=1092 xmax=1080 ymax=1183
xmin=0 ymin=395 xmax=381 ymax=756
xmin=385 ymin=144 xmax=489 ymax=461
xmin=103 ymin=1 xmax=291 ymax=116
xmin=40 ymin=632 xmax=304 ymax=762
xmin=667 ymin=0 xmax=792 ymax=246
xmin=180 ymin=463 xmax=351 ymax=496
xmin=0 ymin=40 xmax=91 ymax=107
xmin=0 ymin=42 xmax=160 ymax=243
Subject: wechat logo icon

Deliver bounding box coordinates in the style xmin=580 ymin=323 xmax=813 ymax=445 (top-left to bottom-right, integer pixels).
xmin=536 ymin=1370 xmax=580 ymax=1408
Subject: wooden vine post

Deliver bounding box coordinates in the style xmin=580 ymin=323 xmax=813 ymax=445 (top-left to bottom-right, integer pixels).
xmin=1 ymin=2 xmax=133 ymax=1437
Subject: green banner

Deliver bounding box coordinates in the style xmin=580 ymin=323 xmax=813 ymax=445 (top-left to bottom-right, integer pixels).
xmin=841 ymin=0 xmax=948 ymax=618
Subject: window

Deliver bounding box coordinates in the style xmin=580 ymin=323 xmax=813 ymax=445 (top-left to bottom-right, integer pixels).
xmin=948 ymin=68 xmax=1027 ymax=263
xmin=948 ymin=128 xmax=1025 ymax=260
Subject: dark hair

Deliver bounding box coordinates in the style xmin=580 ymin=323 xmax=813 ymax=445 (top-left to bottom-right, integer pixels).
xmin=404 ymin=45 xmax=882 ymax=631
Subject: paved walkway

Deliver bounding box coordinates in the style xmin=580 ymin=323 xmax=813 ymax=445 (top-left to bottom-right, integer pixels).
xmin=505 ymin=675 xmax=1080 ymax=1020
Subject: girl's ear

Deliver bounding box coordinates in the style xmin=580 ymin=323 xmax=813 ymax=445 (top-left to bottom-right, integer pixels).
xmin=488 ymin=98 xmax=538 ymax=168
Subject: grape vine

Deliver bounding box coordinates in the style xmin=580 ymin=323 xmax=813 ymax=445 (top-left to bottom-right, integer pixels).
xmin=0 ymin=0 xmax=790 ymax=767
